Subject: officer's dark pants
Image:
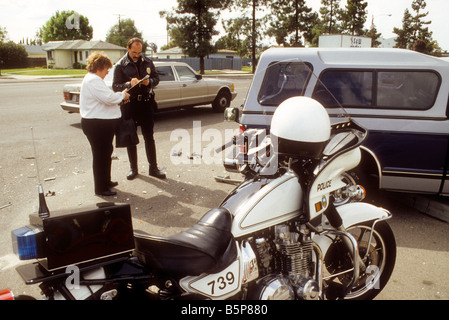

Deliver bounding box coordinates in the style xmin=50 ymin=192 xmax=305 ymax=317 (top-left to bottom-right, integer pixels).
xmin=125 ymin=100 xmax=158 ymax=171
xmin=81 ymin=117 xmax=120 ymax=194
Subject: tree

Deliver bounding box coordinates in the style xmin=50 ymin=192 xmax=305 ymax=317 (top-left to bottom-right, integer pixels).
xmin=224 ymin=0 xmax=270 ymax=73
xmin=147 ymin=42 xmax=158 ymax=55
xmin=216 ymin=17 xmax=252 ymax=58
xmin=266 ymin=0 xmax=318 ymax=47
xmin=307 ymin=0 xmax=342 ymax=47
xmin=393 ymin=9 xmax=413 ymax=49
xmin=106 ymin=18 xmax=147 ymax=50
xmin=366 ymin=19 xmax=382 ymax=47
xmin=0 ymin=41 xmax=28 ymax=68
xmin=0 ymin=26 xmax=7 ymax=43
xmin=320 ymin=0 xmax=342 ymax=34
xmin=393 ymin=0 xmax=440 ymax=54
xmin=38 ymin=10 xmax=93 ymax=43
xmin=340 ymin=0 xmax=368 ymax=36
xmin=160 ymin=0 xmax=231 ymax=74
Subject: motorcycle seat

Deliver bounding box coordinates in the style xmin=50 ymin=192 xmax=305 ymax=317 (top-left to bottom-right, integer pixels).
xmin=133 ymin=207 xmax=237 ymax=277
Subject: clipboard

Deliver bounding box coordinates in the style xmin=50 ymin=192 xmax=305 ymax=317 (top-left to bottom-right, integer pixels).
xmin=127 ymin=74 xmax=150 ymax=95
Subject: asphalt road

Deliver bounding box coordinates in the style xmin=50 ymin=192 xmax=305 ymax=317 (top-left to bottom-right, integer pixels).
xmin=0 ymin=76 xmax=448 ymax=300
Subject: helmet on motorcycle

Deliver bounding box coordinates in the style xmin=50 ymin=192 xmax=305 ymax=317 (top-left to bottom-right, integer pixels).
xmin=271 ymin=96 xmax=331 ymax=159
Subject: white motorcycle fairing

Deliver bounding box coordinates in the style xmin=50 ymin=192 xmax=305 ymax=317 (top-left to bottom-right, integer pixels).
xmin=221 ymin=149 xmax=361 ymax=239
xmin=309 ymin=147 xmax=361 ymax=220
xmin=225 ymin=172 xmax=303 ymax=238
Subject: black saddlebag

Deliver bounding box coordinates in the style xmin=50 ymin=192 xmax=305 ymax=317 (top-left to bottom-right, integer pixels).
xmin=30 ymin=202 xmax=135 ymax=271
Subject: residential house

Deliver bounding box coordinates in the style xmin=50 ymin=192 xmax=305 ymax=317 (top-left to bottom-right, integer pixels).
xmin=208 ymin=49 xmax=239 ymax=59
xmin=22 ymin=43 xmax=52 ymax=67
xmin=154 ymin=47 xmax=185 ymax=59
xmin=44 ymin=40 xmax=126 ymax=69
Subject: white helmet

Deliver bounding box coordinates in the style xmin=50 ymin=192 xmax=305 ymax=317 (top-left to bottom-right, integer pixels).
xmin=271 ymin=96 xmax=331 ymax=159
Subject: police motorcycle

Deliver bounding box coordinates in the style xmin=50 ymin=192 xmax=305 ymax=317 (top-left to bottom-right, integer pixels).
xmin=3 ymin=60 xmax=395 ymax=301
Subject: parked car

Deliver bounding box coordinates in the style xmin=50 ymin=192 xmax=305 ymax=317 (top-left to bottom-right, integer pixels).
xmin=228 ymin=47 xmax=449 ymax=196
xmin=61 ymin=61 xmax=237 ymax=113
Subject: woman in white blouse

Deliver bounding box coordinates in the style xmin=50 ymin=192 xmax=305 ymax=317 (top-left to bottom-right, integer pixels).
xmin=80 ymin=52 xmax=130 ymax=196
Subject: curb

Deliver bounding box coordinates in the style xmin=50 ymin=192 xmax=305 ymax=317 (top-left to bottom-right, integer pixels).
xmin=1 ymin=73 xmax=253 ymax=83
xmin=401 ymin=194 xmax=449 ymax=223
xmin=0 ymin=74 xmax=82 ymax=83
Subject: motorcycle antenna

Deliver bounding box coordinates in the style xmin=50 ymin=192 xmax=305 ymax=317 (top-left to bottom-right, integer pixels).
xmin=30 ymin=127 xmax=50 ymax=219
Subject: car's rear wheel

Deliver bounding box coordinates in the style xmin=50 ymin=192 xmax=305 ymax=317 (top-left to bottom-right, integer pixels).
xmin=212 ymin=89 xmax=231 ymax=112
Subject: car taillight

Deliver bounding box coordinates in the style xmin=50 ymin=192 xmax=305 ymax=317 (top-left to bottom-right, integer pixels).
xmin=11 ymin=226 xmax=46 ymax=260
xmin=0 ymin=289 xmax=14 ymax=300
xmin=63 ymin=92 xmax=70 ymax=100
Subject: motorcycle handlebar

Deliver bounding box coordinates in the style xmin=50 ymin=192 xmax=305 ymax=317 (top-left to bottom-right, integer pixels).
xmin=215 ymin=137 xmax=237 ymax=153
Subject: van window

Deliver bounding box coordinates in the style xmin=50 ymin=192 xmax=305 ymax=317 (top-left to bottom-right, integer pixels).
xmin=258 ymin=62 xmax=312 ymax=106
xmin=313 ymin=70 xmax=440 ymax=110
xmin=377 ymin=71 xmax=439 ymax=109
xmin=313 ymin=71 xmax=372 ymax=107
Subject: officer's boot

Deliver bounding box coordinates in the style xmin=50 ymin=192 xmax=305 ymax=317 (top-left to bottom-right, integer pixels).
xmin=145 ymin=139 xmax=166 ymax=179
xmin=126 ymin=145 xmax=138 ymax=180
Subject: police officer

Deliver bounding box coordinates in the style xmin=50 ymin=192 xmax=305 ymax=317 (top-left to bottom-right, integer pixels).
xmin=113 ymin=37 xmax=166 ymax=180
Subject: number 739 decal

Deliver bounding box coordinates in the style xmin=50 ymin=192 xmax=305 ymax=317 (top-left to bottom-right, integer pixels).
xmin=180 ymin=259 xmax=241 ymax=298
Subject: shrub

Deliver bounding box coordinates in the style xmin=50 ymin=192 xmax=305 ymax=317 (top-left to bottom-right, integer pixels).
xmin=0 ymin=41 xmax=28 ymax=68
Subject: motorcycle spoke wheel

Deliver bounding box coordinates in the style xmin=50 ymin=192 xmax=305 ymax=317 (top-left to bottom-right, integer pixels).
xmin=325 ymin=221 xmax=396 ymax=300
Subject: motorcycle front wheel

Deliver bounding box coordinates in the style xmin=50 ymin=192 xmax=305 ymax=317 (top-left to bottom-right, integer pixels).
xmin=324 ymin=221 xmax=396 ymax=300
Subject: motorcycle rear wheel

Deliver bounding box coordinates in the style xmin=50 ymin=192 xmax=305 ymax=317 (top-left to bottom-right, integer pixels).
xmin=325 ymin=220 xmax=396 ymax=300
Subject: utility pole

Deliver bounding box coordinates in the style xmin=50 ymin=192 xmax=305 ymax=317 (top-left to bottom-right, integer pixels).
xmin=114 ymin=14 xmax=125 ymax=32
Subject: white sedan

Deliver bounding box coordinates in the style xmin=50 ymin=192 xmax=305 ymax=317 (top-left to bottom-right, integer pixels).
xmin=61 ymin=61 xmax=237 ymax=113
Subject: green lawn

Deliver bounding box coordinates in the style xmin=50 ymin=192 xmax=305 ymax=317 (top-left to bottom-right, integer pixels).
xmin=1 ymin=67 xmax=87 ymax=77
xmin=1 ymin=66 xmax=251 ymax=77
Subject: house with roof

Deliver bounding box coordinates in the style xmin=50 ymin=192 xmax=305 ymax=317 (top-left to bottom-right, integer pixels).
xmin=208 ymin=49 xmax=240 ymax=59
xmin=154 ymin=47 xmax=186 ymax=59
xmin=21 ymin=43 xmax=53 ymax=67
xmin=43 ymin=40 xmax=126 ymax=69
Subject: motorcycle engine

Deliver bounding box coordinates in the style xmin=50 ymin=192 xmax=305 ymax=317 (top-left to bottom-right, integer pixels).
xmin=250 ymin=224 xmax=320 ymax=300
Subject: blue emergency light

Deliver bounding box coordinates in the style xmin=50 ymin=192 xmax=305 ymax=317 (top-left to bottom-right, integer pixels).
xmin=11 ymin=226 xmax=45 ymax=260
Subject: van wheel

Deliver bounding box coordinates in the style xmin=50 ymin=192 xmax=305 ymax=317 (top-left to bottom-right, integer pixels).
xmin=212 ymin=90 xmax=231 ymax=112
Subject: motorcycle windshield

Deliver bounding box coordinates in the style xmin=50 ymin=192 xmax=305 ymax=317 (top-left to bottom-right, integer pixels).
xmin=256 ymin=57 xmax=351 ymax=126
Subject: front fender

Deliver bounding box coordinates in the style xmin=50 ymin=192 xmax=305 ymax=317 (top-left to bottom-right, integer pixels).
xmin=336 ymin=202 xmax=391 ymax=228
xmin=313 ymin=202 xmax=391 ymax=257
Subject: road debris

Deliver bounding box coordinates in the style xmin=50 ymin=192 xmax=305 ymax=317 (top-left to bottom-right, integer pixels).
xmin=0 ymin=202 xmax=12 ymax=210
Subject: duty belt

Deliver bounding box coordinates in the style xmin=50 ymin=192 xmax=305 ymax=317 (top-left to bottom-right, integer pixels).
xmin=132 ymin=94 xmax=150 ymax=102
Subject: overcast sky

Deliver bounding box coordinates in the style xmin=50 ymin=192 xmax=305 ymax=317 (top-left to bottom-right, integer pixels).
xmin=1 ymin=0 xmax=448 ymax=51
